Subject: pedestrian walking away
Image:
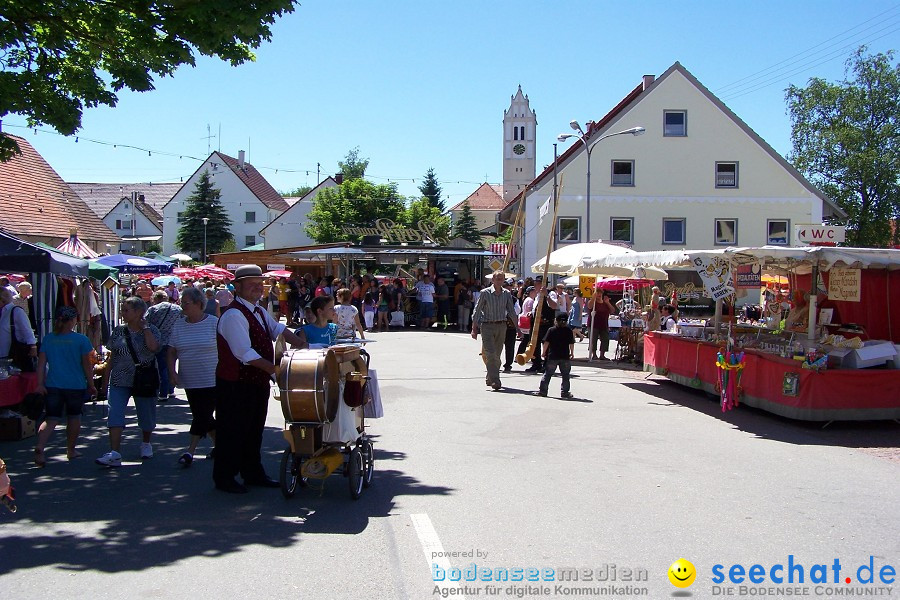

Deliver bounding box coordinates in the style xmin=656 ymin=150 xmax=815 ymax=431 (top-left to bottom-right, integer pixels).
xmin=214 ymin=265 xmax=307 ymax=494
xmin=471 ymin=270 xmax=517 ymax=390
xmin=534 ymin=313 xmax=575 ymax=398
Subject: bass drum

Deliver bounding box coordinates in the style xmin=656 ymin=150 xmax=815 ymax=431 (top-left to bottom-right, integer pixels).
xmin=279 ymin=349 xmax=340 ymax=424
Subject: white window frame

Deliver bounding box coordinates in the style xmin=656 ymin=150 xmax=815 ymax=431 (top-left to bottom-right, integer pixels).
xmin=662 ymin=218 xmax=686 ymax=245
xmin=611 ymin=160 xmax=635 ymax=187
xmin=557 ymin=217 xmax=581 ymax=244
xmin=245 ymin=211 xmax=256 ymax=223
xmin=664 ymin=110 xmax=687 ymax=137
xmin=767 ymin=219 xmax=790 ymax=245
xmin=715 ymin=161 xmax=739 ymax=188
xmin=610 ymin=217 xmax=634 ymax=244
xmin=714 ymin=218 xmax=738 ymax=245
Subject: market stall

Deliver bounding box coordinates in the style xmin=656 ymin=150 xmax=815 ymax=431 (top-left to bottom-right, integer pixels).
xmin=596 ymin=245 xmax=900 ymax=421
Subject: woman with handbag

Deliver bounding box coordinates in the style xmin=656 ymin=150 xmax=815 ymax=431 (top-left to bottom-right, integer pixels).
xmin=95 ymin=297 xmax=161 ymax=467
xmin=33 ymin=306 xmax=96 ymax=466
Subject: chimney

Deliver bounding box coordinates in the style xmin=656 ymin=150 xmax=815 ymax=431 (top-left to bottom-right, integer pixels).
xmin=642 ymin=75 xmax=655 ymax=90
xmin=238 ymin=150 xmax=245 ymax=168
xmin=335 ymin=173 xmax=344 ymax=185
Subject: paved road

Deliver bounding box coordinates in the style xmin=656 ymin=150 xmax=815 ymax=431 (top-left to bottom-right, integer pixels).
xmin=1 ymin=329 xmax=898 ymax=599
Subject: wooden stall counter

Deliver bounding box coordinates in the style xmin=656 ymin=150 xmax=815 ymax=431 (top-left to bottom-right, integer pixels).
xmin=643 ymin=332 xmax=900 ymax=421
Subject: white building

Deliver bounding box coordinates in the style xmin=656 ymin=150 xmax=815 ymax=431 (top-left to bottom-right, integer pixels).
xmin=70 ymin=182 xmax=180 ymax=253
xmin=506 ymin=62 xmax=844 ymax=275
xmin=161 ymin=151 xmax=289 ymax=256
xmin=260 ymin=177 xmax=338 ymax=249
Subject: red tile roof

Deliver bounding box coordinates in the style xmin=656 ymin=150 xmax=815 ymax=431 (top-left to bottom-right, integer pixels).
xmin=451 ymin=183 xmax=505 ymax=211
xmin=0 ymin=135 xmax=119 ymax=245
xmin=216 ymin=152 xmax=290 ymax=212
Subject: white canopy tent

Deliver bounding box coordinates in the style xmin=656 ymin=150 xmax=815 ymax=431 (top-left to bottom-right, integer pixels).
xmin=531 ymin=241 xmax=669 ymax=280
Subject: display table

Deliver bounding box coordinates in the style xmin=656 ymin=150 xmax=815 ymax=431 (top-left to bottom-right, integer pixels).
xmin=0 ymin=372 xmax=38 ymax=408
xmin=643 ymin=332 xmax=900 ymax=421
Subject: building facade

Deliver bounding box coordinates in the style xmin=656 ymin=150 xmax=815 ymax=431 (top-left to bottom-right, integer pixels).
xmin=260 ymin=177 xmax=338 ymax=249
xmin=510 ymin=62 xmax=844 ymax=275
xmin=161 ymin=151 xmax=289 ymax=256
xmin=502 ymin=86 xmax=537 ymax=204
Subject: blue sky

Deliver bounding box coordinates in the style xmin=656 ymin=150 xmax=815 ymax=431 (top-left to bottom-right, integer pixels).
xmin=6 ymin=0 xmax=900 ymax=207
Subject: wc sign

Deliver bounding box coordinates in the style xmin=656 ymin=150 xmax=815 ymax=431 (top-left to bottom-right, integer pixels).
xmin=795 ymin=224 xmax=845 ymax=245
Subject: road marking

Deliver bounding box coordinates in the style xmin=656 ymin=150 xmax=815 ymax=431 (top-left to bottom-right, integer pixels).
xmin=410 ymin=513 xmax=466 ymax=600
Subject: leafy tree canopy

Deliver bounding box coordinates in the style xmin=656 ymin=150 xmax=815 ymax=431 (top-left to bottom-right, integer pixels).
xmin=176 ymin=170 xmax=233 ymax=259
xmin=281 ymin=184 xmax=313 ymax=198
xmin=402 ymin=197 xmax=450 ymax=243
xmin=338 ymin=147 xmax=369 ymax=181
xmin=418 ymin=167 xmax=444 ymax=211
xmin=306 ymin=177 xmax=404 ymax=243
xmin=0 ymin=0 xmax=296 ymax=161
xmin=787 ymin=46 xmax=900 ymax=247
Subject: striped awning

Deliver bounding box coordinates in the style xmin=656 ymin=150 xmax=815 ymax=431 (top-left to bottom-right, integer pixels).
xmin=56 ymin=233 xmax=100 ymax=258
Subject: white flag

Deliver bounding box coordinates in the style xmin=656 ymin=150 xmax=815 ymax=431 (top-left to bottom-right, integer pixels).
xmin=538 ymin=195 xmax=551 ymax=225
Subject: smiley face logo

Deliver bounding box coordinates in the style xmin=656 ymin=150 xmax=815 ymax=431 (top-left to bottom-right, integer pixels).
xmin=668 ymin=558 xmax=697 ymax=588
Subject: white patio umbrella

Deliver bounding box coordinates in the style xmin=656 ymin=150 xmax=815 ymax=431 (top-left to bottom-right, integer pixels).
xmin=170 ymin=253 xmax=193 ymax=263
xmin=531 ymin=242 xmax=668 ymax=279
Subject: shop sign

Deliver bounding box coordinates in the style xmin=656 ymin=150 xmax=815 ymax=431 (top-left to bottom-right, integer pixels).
xmin=226 ymin=264 xmax=243 ymax=271
xmin=266 ymin=264 xmax=285 ymax=271
xmin=662 ymin=281 xmax=704 ymax=301
xmin=736 ymin=264 xmax=762 ymax=288
xmin=339 ymin=219 xmax=449 ymax=245
xmin=828 ymin=267 xmax=861 ymax=302
xmin=692 ymin=254 xmax=734 ymax=301
xmin=796 ymin=224 xmax=845 ymax=244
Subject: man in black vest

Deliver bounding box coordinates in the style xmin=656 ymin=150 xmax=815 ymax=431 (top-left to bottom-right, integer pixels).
xmin=524 ymin=278 xmax=557 ymax=374
xmin=214 ymin=265 xmax=306 ymax=494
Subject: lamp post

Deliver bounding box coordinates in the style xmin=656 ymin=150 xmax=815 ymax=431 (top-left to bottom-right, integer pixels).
xmin=202 ymin=217 xmax=209 ymax=264
xmin=557 ymin=124 xmax=645 ymax=244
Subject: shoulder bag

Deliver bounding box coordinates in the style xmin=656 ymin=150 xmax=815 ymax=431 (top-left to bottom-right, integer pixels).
xmin=124 ymin=327 xmax=159 ymax=397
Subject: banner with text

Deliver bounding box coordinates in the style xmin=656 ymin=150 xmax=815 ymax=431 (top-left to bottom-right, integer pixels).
xmin=736 ymin=263 xmax=762 ymax=288
xmin=692 ymin=253 xmax=735 ymax=301
xmin=828 ymin=267 xmax=861 ymax=302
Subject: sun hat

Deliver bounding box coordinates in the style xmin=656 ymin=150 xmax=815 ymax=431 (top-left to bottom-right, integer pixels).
xmin=233 ymin=265 xmax=265 ymax=281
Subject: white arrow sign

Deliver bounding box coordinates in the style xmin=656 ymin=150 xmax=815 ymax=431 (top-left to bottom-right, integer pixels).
xmin=795 ymin=224 xmax=845 ymax=244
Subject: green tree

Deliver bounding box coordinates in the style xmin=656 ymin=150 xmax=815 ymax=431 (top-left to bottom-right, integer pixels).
xmin=786 ymin=47 xmax=900 ymax=247
xmin=418 ymin=167 xmax=444 ymax=211
xmin=338 ymin=147 xmax=369 ymax=181
xmin=453 ymin=201 xmax=483 ymax=247
xmin=306 ymin=177 xmax=404 ymax=243
xmin=176 ymin=171 xmax=233 ymax=259
xmin=403 ymin=197 xmax=450 ymax=243
xmin=0 ymin=0 xmax=296 ymax=161
xmin=281 ymin=185 xmax=313 ymax=198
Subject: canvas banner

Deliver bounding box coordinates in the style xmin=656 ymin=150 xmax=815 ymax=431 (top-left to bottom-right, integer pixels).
xmin=692 ymin=253 xmax=734 ymax=301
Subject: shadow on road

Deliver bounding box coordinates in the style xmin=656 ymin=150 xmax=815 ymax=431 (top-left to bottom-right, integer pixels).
xmin=0 ymin=402 xmax=452 ymax=575
xmin=622 ymin=379 xmax=900 ymax=451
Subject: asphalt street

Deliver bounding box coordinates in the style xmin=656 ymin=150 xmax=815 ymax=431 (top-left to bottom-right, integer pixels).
xmin=1 ymin=328 xmax=898 ymax=600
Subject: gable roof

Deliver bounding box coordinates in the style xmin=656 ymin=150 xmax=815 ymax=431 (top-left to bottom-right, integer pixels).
xmin=260 ymin=176 xmax=337 ymax=234
xmin=501 ymin=62 xmax=845 ymax=220
xmin=215 ymin=152 xmax=290 ymax=212
xmin=0 ymin=135 xmax=119 ymax=244
xmin=105 ymin=196 xmax=163 ymax=231
xmin=451 ymin=183 xmax=505 ymax=211
xmin=69 ymin=182 xmax=180 ymax=224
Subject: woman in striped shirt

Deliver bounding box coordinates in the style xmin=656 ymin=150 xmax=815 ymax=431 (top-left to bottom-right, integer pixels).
xmin=167 ymin=287 xmax=218 ymax=466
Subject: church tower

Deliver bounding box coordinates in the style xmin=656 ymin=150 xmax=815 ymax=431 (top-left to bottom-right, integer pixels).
xmin=502 ymin=86 xmax=537 ymax=203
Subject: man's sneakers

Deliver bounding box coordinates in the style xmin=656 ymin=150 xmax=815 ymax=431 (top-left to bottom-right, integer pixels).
xmin=178 ymin=452 xmax=193 ymax=467
xmin=502 ymin=365 xmax=512 ymax=373
xmin=561 ymin=391 xmax=574 ymax=399
xmin=532 ymin=390 xmax=547 ymax=397
xmin=95 ymin=450 xmax=122 ymax=467
xmin=140 ymin=443 xmax=154 ymax=460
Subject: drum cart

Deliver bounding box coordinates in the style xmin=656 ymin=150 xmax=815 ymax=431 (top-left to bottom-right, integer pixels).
xmin=276 ymin=344 xmax=375 ymax=500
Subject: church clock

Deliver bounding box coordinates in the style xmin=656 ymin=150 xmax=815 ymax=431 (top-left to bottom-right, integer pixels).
xmin=513 ymin=143 xmax=525 ymax=155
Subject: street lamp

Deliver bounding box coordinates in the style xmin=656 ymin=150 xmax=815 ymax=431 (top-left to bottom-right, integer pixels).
xmin=201 ymin=217 xmax=209 ymax=264
xmin=557 ymin=124 xmax=645 ymax=244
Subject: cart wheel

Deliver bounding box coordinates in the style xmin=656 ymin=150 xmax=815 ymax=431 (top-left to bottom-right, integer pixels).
xmin=348 ymin=448 xmax=364 ymax=500
xmin=280 ymin=448 xmax=306 ymax=498
xmin=362 ymin=439 xmax=374 ymax=488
